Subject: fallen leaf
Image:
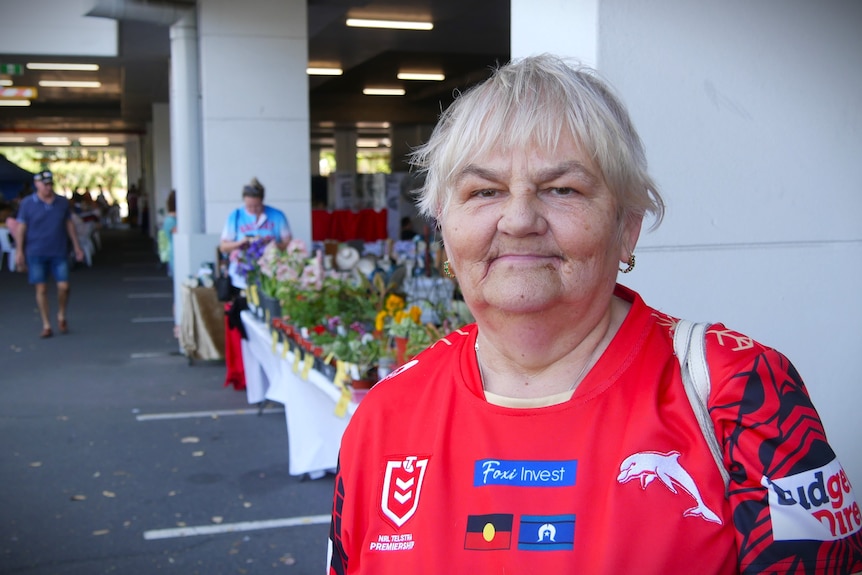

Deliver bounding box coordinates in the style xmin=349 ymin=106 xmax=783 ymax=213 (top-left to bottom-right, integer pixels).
xmin=181 ymin=436 xmax=199 ymax=444
xmin=192 ymin=451 xmax=204 ymax=457
xmin=168 ymin=490 xmax=177 ymax=497
xmin=29 ymin=462 xmax=42 ymax=468
xmin=71 ymin=494 xmax=87 ymax=501
xmin=280 ymin=554 xmax=296 ymax=565
xmin=242 ymin=502 xmax=252 ymax=508
xmin=92 ymin=471 xmax=101 ymax=478
xmin=211 ymin=516 xmax=224 ymax=524
xmin=229 ymin=548 xmax=239 ymax=555
xmin=102 ymin=491 xmax=116 ymax=498
xmin=176 ymin=521 xmax=186 ymax=527
xmin=92 ymin=529 xmax=110 ymax=536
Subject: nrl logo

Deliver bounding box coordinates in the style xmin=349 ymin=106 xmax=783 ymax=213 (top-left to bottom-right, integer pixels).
xmin=381 ymin=456 xmax=430 ymax=528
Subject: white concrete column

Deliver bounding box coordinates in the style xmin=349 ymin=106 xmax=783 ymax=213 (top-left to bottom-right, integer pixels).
xmin=198 ymin=0 xmax=310 ymax=244
xmin=151 ymin=102 xmax=172 ymax=230
xmin=510 ymin=0 xmax=599 ymax=66
xmin=170 ymin=8 xmax=203 ymax=236
xmin=334 ymin=128 xmax=358 ymax=174
xmin=124 ymin=136 xmax=142 ymax=210
xmin=168 ymin=8 xmax=209 ymax=327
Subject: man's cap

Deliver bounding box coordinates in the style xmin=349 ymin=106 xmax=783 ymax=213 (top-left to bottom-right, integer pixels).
xmin=34 ymin=170 xmax=54 ymax=184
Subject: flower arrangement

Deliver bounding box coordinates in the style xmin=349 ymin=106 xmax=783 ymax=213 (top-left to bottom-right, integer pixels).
xmin=328 ymin=320 xmax=381 ymax=382
xmin=257 ymin=239 xmax=316 ymax=298
xmin=249 ymin=239 xmax=473 ymax=395
xmin=232 ymin=237 xmax=269 ymax=285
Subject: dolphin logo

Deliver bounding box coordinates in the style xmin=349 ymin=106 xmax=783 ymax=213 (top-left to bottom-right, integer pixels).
xmin=617 ymin=450 xmax=722 ymax=525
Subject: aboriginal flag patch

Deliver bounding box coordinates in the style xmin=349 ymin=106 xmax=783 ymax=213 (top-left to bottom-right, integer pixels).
xmin=464 ymin=514 xmax=514 ymax=550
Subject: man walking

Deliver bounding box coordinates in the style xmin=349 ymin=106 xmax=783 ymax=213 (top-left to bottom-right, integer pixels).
xmin=15 ymin=170 xmax=84 ymax=338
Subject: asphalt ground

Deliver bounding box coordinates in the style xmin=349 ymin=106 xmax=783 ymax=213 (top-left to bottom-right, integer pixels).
xmin=0 ymin=228 xmax=334 ymax=575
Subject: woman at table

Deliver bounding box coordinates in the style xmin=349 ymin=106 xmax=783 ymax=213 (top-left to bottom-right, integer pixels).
xmin=327 ymin=55 xmax=862 ymax=574
xmin=218 ymin=177 xmax=291 ymax=290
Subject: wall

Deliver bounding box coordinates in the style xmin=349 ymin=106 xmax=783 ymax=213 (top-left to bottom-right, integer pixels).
xmin=0 ymin=0 xmax=117 ymax=56
xmin=512 ymin=0 xmax=862 ymax=484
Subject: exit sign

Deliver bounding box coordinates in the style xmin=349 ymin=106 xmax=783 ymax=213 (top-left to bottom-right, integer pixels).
xmin=0 ymin=64 xmax=24 ymax=75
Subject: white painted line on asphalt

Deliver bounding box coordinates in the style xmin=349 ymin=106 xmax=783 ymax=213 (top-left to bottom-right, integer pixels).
xmin=128 ymin=293 xmax=172 ymax=299
xmin=131 ymin=317 xmax=174 ymax=323
xmin=143 ymin=514 xmax=330 ymax=541
xmin=123 ymin=276 xmax=169 ymax=281
xmin=136 ymin=407 xmax=284 ymax=421
xmin=130 ymin=352 xmax=173 ymax=359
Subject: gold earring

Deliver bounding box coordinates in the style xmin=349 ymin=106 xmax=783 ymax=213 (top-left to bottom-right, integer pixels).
xmin=619 ymin=254 xmax=635 ymax=274
xmin=443 ymin=260 xmax=456 ymax=279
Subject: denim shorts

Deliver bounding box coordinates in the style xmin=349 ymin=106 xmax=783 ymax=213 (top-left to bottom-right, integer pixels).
xmin=27 ymin=255 xmax=70 ymax=284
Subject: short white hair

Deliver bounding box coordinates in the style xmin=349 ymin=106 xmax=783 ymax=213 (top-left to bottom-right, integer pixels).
xmin=410 ymin=54 xmax=664 ymax=232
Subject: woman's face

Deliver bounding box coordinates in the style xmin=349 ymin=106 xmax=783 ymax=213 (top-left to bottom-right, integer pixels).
xmin=243 ymin=196 xmax=263 ymax=217
xmin=441 ymin=134 xmax=641 ymax=318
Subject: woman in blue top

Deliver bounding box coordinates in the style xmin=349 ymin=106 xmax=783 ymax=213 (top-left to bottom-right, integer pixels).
xmin=218 ymin=177 xmax=291 ymax=289
xmin=161 ymin=190 xmax=177 ymax=276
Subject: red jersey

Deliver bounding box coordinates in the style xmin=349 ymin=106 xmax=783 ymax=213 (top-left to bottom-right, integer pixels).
xmin=329 ymin=286 xmax=862 ymax=574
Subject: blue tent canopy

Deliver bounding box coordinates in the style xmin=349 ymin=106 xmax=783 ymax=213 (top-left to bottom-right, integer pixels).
xmin=0 ymin=154 xmax=34 ymax=202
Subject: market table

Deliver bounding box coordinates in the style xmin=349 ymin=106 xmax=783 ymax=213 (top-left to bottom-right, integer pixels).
xmin=240 ymin=310 xmax=358 ymax=479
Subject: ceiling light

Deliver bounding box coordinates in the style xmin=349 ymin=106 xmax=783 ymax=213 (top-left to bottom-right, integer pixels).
xmin=27 ymin=62 xmax=100 ymax=71
xmin=0 ymin=79 xmax=12 ymax=87
xmin=397 ymin=72 xmax=445 ymax=81
xmin=307 ymin=67 xmax=343 ymax=76
xmin=362 ymin=88 xmax=405 ymax=96
xmin=38 ymin=136 xmax=71 ymax=145
xmin=356 ymin=121 xmax=391 ymax=129
xmin=0 ymin=135 xmax=27 ymax=142
xmin=346 ymin=18 xmax=433 ymax=31
xmin=79 ymin=136 xmax=110 ymax=146
xmin=39 ymin=80 xmax=102 ymax=88
xmin=0 ymin=99 xmax=30 ymax=107
xmin=357 ymin=138 xmax=392 ymax=148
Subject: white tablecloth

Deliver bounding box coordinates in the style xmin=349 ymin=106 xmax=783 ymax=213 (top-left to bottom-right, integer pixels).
xmin=240 ymin=310 xmax=357 ymax=478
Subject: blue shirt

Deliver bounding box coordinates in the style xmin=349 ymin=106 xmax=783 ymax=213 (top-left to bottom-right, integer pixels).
xmin=16 ymin=193 xmax=72 ymax=257
xmin=220 ymin=205 xmax=291 ymax=288
xmin=220 ymin=205 xmax=291 ymax=244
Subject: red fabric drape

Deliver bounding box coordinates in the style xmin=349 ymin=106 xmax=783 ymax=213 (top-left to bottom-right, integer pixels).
xmin=223 ymin=303 xmax=246 ymax=391
xmin=311 ymin=209 xmax=387 ymax=242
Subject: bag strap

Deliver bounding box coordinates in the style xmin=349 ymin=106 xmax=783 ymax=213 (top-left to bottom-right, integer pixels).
xmin=673 ymin=319 xmax=731 ymax=491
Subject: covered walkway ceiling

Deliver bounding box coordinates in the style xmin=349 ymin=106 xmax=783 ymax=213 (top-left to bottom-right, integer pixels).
xmin=0 ymin=0 xmax=510 ymax=148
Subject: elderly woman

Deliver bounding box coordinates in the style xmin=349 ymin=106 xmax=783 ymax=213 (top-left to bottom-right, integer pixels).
xmin=218 ymin=177 xmax=291 ymax=289
xmin=327 ymin=55 xmax=862 ymax=573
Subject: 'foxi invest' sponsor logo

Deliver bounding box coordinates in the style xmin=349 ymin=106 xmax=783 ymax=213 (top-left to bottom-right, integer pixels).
xmin=474 ymin=459 xmax=577 ymax=487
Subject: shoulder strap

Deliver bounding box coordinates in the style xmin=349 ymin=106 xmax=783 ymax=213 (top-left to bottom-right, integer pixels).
xmin=673 ymin=319 xmax=730 ymax=491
